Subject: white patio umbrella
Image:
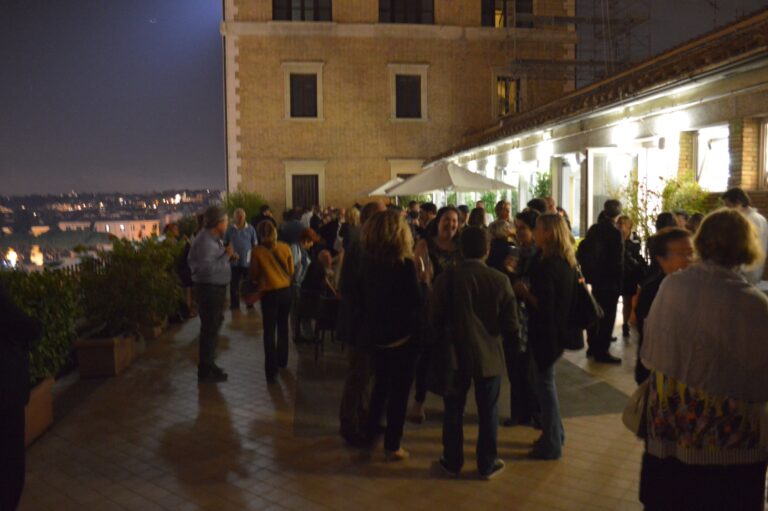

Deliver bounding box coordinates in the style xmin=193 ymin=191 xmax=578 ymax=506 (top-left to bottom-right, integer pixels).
xmin=365 ymin=177 xmax=404 ymax=196
xmin=385 ymin=161 xmax=513 ymax=196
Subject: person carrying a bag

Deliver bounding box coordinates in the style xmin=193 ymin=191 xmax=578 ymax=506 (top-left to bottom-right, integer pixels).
xmin=250 ymin=221 xmax=294 ymax=384
xmin=430 ymin=226 xmax=520 ymax=479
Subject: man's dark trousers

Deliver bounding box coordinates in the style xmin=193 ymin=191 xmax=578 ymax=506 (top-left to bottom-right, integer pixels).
xmin=229 ymin=267 xmax=249 ymax=309
xmin=196 ymin=283 xmax=226 ymax=374
xmin=587 ymin=286 xmax=619 ymax=356
xmin=442 ymin=376 xmax=501 ymax=474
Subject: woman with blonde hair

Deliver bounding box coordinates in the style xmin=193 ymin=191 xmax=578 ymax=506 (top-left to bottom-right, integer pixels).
xmin=639 ymin=208 xmax=768 ymax=510
xmin=250 ymin=221 xmax=294 ymax=384
xmin=352 ymin=210 xmax=422 ymax=460
xmin=339 ymin=207 xmax=361 ymax=253
xmin=515 ymin=213 xmax=576 ymax=459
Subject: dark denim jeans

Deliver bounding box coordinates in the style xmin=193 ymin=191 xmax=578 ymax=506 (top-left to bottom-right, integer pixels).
xmin=260 ymin=287 xmax=292 ymax=380
xmin=442 ymin=375 xmax=501 ymax=475
xmin=195 ymin=283 xmax=226 ymax=374
xmin=504 ymin=340 xmax=539 ymax=423
xmin=532 ymin=363 xmax=564 ymax=458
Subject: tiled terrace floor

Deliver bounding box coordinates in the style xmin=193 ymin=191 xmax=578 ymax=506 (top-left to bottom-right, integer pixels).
xmin=21 ymin=307 xmax=649 ymax=511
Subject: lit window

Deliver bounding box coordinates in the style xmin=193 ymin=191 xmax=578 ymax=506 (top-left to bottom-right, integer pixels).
xmin=496 ymin=76 xmax=520 ymax=117
xmin=481 ymin=0 xmax=533 ymax=28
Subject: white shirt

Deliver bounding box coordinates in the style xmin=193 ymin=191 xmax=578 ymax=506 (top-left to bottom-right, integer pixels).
xmin=742 ymin=207 xmax=768 ymax=284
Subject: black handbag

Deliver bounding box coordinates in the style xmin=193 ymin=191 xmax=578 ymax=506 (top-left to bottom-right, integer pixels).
xmin=566 ymin=266 xmax=604 ymax=349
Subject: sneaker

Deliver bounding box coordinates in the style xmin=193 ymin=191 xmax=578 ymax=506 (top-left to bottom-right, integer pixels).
xmin=435 ymin=458 xmax=460 ymax=478
xmin=385 ymin=448 xmax=409 ymax=461
xmin=479 ymin=459 xmax=505 ymax=480
xmin=198 ymin=372 xmax=227 ymax=383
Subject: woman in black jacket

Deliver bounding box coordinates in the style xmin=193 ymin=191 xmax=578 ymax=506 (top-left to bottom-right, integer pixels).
xmin=514 ymin=213 xmax=576 ymax=460
xmin=617 ymin=215 xmax=647 ymax=337
xmin=353 ymin=210 xmax=423 ymax=460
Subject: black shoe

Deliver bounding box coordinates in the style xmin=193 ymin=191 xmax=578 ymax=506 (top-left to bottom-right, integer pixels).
xmin=593 ymin=353 xmax=622 ymax=364
xmin=246 ymin=304 xmax=254 ymax=310
xmin=585 ymin=349 xmax=594 ymax=359
xmin=436 ymin=458 xmax=460 ymax=478
xmin=622 ymin=325 xmax=630 ymax=338
xmin=611 ymin=336 xmax=618 ymax=343
xmin=211 ymin=364 xmax=227 ymax=376
xmin=479 ymin=459 xmax=505 ymax=480
xmin=198 ymin=372 xmax=228 ymax=383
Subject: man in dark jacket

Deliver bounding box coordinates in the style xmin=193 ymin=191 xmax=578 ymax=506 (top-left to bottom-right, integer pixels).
xmin=431 ymin=227 xmax=520 ymax=480
xmin=578 ymin=199 xmax=624 ymax=364
xmin=0 ymin=282 xmax=42 ymax=511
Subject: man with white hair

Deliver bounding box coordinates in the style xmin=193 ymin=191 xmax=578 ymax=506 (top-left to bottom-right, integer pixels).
xmin=722 ymin=187 xmax=768 ymax=284
xmin=224 ymin=208 xmax=258 ymax=310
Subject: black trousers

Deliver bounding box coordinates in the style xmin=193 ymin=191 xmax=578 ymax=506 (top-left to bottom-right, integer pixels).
xmin=368 ymin=341 xmax=416 ymax=452
xmin=196 ymin=283 xmax=226 ymax=373
xmin=261 ymin=287 xmax=292 ymax=380
xmin=503 ymin=341 xmax=539 ymax=422
xmin=229 ymin=267 xmax=249 ymax=309
xmin=587 ymin=286 xmax=619 ymax=356
xmin=0 ymin=405 xmax=25 ymax=511
xmin=640 ymin=453 xmax=767 ymax=510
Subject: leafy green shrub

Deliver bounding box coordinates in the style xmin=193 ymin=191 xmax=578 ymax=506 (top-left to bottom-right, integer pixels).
xmin=223 ymin=190 xmax=266 ymax=219
xmin=661 ymin=179 xmax=711 ymax=215
xmin=531 ymin=170 xmax=552 ymax=199
xmin=80 ymin=239 xmax=181 ymax=337
xmin=177 ymin=215 xmax=200 ymax=239
xmin=0 ymin=270 xmax=79 ymax=383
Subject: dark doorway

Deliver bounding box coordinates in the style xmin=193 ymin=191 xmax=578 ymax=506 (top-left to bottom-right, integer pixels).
xmin=292 ymin=174 xmax=319 ymax=209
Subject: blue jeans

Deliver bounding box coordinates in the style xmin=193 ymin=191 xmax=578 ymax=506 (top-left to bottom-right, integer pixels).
xmin=442 ymin=376 xmax=501 ymax=475
xmin=532 ymin=363 xmax=564 ymax=458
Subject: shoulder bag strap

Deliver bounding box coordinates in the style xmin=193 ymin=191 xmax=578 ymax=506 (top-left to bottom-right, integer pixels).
xmin=269 ymin=247 xmax=291 ymax=280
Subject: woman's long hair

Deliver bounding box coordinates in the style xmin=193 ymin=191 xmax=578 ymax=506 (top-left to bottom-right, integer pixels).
xmin=361 ymin=209 xmax=414 ymax=263
xmin=537 ymin=213 xmax=577 ymax=268
xmin=256 ymin=221 xmax=277 ymax=249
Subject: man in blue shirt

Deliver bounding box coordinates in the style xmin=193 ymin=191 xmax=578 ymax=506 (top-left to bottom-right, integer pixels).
xmin=224 ymin=208 xmax=258 ymax=311
xmin=188 ymin=205 xmax=235 ymax=383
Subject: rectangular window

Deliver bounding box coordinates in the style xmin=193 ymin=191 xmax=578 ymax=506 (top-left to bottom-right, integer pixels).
xmin=379 ymin=0 xmax=433 ymax=24
xmin=273 ymin=0 xmax=331 ymax=21
xmin=496 ymin=76 xmax=520 ymax=117
xmin=289 ymin=74 xmax=318 ymax=118
xmin=481 ymin=0 xmax=533 ymax=28
xmin=395 ymin=75 xmax=422 ymax=119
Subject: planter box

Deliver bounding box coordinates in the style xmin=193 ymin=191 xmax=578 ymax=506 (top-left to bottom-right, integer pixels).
xmin=75 ymin=335 xmax=135 ymax=378
xmin=25 ymin=377 xmax=54 ymax=447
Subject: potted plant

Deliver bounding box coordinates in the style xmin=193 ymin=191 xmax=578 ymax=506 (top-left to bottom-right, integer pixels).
xmin=0 ymin=270 xmax=79 ymax=445
xmin=77 ymin=238 xmax=180 ymax=377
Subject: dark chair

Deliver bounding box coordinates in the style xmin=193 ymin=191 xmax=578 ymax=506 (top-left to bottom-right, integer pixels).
xmin=314 ymin=296 xmax=340 ymax=361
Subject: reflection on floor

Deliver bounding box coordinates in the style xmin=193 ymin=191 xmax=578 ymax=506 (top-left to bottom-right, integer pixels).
xmin=21 ymin=308 xmax=649 ymax=511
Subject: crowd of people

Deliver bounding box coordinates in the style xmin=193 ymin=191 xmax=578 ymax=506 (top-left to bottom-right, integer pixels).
xmin=183 ymin=184 xmax=768 ymax=494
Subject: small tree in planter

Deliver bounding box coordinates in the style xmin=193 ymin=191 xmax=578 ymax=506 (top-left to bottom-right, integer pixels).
xmin=0 ymin=269 xmax=79 ymax=444
xmin=77 ymin=239 xmax=181 ymax=377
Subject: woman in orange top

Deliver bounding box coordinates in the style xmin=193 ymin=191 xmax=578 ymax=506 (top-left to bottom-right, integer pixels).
xmin=251 ymin=221 xmax=294 ymax=384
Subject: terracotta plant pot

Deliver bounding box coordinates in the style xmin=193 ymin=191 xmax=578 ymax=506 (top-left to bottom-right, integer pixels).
xmin=74 ymin=335 xmax=135 ymax=378
xmin=25 ymin=377 xmax=54 ymax=447
xmin=139 ymin=318 xmax=168 ymax=340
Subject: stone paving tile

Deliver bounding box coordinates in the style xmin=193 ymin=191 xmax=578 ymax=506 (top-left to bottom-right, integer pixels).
xmin=19 ymin=307 xmax=670 ymax=510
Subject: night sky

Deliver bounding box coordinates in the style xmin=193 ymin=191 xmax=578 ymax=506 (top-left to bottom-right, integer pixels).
xmin=0 ymin=0 xmax=765 ymax=196
xmin=1 ymin=0 xmax=225 ymax=195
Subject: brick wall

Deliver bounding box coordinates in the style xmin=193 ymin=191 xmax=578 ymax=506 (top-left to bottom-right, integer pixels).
xmin=728 ymin=118 xmax=761 ymax=189
xmin=677 ymin=131 xmax=695 ymax=180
